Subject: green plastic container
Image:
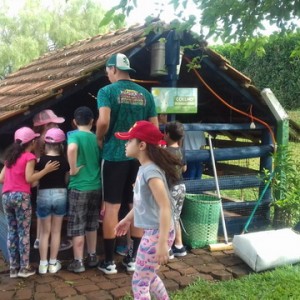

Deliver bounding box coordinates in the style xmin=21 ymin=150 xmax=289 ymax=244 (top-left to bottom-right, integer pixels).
xmin=181 ymin=194 xmax=220 ymax=248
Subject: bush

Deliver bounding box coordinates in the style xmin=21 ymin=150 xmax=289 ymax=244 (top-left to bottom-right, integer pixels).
xmin=213 ymin=32 xmax=300 ymax=110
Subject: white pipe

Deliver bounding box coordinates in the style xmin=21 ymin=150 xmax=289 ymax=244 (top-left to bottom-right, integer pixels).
xmin=208 ymin=135 xmax=229 ymax=244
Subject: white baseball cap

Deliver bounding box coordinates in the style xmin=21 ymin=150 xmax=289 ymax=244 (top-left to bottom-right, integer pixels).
xmin=106 ymin=53 xmax=136 ymax=72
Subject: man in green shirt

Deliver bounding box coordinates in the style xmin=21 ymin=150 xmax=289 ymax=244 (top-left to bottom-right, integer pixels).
xmin=96 ymin=53 xmax=158 ymax=274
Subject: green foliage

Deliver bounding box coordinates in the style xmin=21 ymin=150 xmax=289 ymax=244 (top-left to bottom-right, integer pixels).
xmin=263 ymin=145 xmax=300 ymax=227
xmin=198 ymin=0 xmax=300 ymax=43
xmin=100 ymin=0 xmax=300 ymax=45
xmin=0 ymin=0 xmax=115 ymax=77
xmin=213 ymin=32 xmax=300 ymax=110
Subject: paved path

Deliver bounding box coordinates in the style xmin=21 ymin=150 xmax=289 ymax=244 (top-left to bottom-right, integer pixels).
xmin=0 ymin=244 xmax=252 ymax=300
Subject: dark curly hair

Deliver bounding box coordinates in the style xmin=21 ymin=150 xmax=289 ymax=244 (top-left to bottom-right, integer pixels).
xmin=4 ymin=140 xmax=30 ymax=168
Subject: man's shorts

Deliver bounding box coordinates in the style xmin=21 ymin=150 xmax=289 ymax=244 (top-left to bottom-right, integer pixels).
xmin=67 ymin=189 xmax=101 ymax=237
xmin=102 ymin=159 xmax=140 ymax=205
xmin=36 ymin=188 xmax=67 ymax=218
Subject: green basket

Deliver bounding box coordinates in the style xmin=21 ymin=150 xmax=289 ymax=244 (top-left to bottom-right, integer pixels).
xmin=181 ymin=194 xmax=221 ymax=249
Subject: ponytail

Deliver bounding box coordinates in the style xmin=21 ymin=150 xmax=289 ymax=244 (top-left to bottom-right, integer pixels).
xmin=147 ymin=144 xmax=182 ymax=186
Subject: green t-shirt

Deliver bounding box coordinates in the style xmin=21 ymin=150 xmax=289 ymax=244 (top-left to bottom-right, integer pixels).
xmin=97 ymin=80 xmax=157 ymax=161
xmin=67 ymin=130 xmax=101 ymax=191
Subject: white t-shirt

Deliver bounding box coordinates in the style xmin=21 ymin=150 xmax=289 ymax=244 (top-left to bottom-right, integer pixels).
xmin=184 ymin=131 xmax=206 ymax=150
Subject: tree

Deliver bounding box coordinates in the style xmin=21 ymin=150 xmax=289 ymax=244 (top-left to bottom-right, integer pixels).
xmin=0 ymin=0 xmax=120 ymax=78
xmin=101 ymin=0 xmax=300 ymax=43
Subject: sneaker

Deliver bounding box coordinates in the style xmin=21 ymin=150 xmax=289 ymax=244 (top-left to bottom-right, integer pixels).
xmin=67 ymin=260 xmax=85 ymax=273
xmin=59 ymin=239 xmax=73 ymax=251
xmin=115 ymin=245 xmax=129 ymax=256
xmin=97 ymin=260 xmax=117 ymax=275
xmin=122 ymin=256 xmax=135 ymax=272
xmin=86 ymin=254 xmax=98 ymax=268
xmin=172 ymin=245 xmax=187 ymax=257
xmin=39 ymin=264 xmax=48 ymax=274
xmin=169 ymin=249 xmax=174 ymax=260
xmin=33 ymin=239 xmax=39 ymax=249
xmin=48 ymin=261 xmax=62 ymax=274
xmin=18 ymin=265 xmax=36 ymax=278
xmin=10 ymin=268 xmax=18 ymax=278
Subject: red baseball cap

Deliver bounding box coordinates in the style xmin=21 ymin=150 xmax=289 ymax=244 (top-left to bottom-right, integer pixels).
xmin=115 ymin=121 xmax=164 ymax=145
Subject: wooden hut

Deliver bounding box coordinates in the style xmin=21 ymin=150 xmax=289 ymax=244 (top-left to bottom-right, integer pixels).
xmin=0 ymin=21 xmax=289 ymax=258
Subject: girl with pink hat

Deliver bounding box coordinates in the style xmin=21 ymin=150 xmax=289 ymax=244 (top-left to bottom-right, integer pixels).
xmin=0 ymin=127 xmax=59 ymax=278
xmin=35 ymin=128 xmax=70 ymax=275
xmin=32 ymin=109 xmax=72 ymax=252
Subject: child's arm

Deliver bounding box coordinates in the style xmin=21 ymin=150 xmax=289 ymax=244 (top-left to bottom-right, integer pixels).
xmin=31 ymin=175 xmax=39 ymax=188
xmin=115 ymin=209 xmax=134 ymax=237
xmin=26 ymin=159 xmax=60 ymax=183
xmin=0 ymin=166 xmax=5 ymax=183
xmin=182 ymin=164 xmax=187 ymax=173
xmin=149 ymin=177 xmax=172 ymax=265
xmin=96 ymin=107 xmax=110 ymax=148
xmin=67 ymin=143 xmax=83 ymax=175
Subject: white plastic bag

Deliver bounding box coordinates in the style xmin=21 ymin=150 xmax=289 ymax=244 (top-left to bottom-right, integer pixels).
xmin=233 ymin=228 xmax=300 ymax=272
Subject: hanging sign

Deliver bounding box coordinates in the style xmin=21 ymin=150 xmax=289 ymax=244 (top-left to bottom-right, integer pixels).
xmin=151 ymin=87 xmax=198 ymax=114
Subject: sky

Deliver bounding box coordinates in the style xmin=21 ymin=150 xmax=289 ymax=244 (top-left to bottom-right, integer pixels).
xmin=8 ymin=0 xmax=202 ymax=33
xmin=7 ymin=0 xmax=298 ymax=45
xmin=103 ymin=0 xmax=201 ymax=26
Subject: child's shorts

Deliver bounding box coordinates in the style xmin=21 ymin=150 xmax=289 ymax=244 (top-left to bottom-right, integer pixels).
xmin=36 ymin=188 xmax=67 ymax=218
xmin=67 ymin=189 xmax=101 ymax=237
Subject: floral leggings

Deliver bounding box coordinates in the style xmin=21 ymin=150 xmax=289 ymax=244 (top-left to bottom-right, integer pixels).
xmin=2 ymin=192 xmax=32 ymax=269
xmin=132 ymin=228 xmax=175 ymax=300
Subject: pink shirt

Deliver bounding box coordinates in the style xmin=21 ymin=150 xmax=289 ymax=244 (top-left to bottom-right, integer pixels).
xmin=2 ymin=152 xmax=36 ymax=194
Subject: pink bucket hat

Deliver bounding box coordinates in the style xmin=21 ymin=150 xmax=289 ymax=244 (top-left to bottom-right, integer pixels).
xmin=44 ymin=128 xmax=66 ymax=143
xmin=33 ymin=109 xmax=65 ymax=127
xmin=14 ymin=127 xmax=40 ymax=145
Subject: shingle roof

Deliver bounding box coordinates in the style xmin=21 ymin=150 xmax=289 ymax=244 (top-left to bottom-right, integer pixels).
xmin=0 ymin=20 xmax=268 ymax=131
xmin=0 ymin=23 xmax=147 ymax=123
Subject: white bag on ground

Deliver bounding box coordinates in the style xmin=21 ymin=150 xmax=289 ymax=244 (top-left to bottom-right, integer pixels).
xmin=233 ymin=228 xmax=300 ymax=272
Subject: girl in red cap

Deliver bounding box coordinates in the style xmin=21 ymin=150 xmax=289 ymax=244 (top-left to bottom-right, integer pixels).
xmin=0 ymin=127 xmax=59 ymax=278
xmin=114 ymin=121 xmax=182 ymax=300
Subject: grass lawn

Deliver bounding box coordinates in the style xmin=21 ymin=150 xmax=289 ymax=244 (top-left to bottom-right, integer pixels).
xmin=170 ymin=264 xmax=300 ymax=299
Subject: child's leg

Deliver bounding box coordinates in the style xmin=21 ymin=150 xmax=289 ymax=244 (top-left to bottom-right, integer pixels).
xmin=49 ymin=215 xmax=64 ymax=260
xmin=86 ymin=230 xmax=97 ymax=254
xmin=171 ymin=183 xmax=186 ymax=246
xmin=73 ymin=235 xmax=85 ymax=259
xmin=39 ymin=217 xmax=51 ymax=261
xmin=174 ymin=221 xmax=183 ymax=245
xmin=15 ymin=193 xmax=32 ymax=268
xmin=35 ymin=218 xmax=41 ymax=246
xmin=2 ymin=193 xmax=20 ymax=269
xmin=50 ymin=188 xmax=68 ymax=257
xmin=86 ymin=189 xmax=101 ymax=255
xmin=132 ymin=229 xmax=175 ymax=300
